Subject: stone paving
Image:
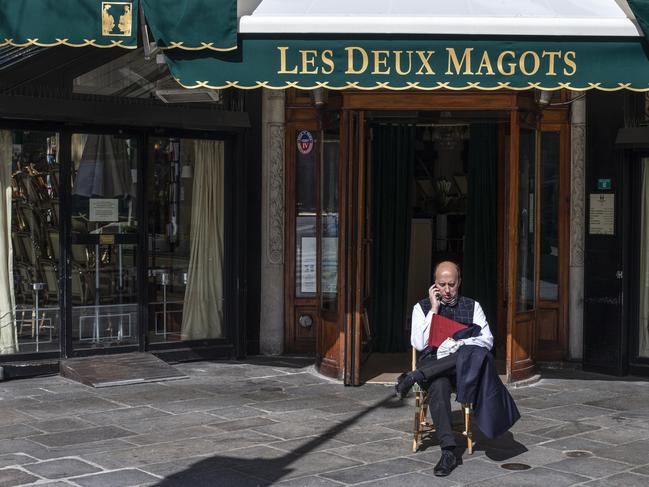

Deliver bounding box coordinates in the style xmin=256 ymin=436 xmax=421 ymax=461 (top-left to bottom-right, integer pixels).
xmin=0 ymin=357 xmax=648 ymax=486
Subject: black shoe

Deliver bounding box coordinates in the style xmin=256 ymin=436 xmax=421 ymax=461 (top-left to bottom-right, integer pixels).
xmin=394 ymin=372 xmax=415 ymax=399
xmin=433 ymin=449 xmax=459 ymax=477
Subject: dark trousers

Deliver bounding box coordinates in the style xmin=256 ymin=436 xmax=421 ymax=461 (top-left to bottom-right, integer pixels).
xmin=417 ymin=352 xmax=458 ymax=450
xmin=428 ymin=375 xmax=456 ymax=449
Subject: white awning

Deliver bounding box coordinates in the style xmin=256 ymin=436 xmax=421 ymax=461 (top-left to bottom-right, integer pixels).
xmin=239 ymin=0 xmax=642 ymax=37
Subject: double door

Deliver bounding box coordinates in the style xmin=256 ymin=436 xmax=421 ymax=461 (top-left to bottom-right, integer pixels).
xmin=321 ymin=102 xmax=568 ymax=385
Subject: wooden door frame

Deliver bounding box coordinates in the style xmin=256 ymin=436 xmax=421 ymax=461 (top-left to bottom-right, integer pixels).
xmin=284 ymin=119 xmax=320 ymax=354
xmin=285 ymin=89 xmax=570 ymax=383
xmin=536 ymin=116 xmax=571 ymax=362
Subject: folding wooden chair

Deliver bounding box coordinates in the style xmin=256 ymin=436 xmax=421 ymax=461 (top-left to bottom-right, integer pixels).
xmin=411 ymin=347 xmax=474 ymax=454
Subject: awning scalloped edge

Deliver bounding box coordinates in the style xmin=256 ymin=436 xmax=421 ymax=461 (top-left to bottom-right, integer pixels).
xmin=173 ymin=79 xmax=649 ymax=92
xmin=0 ymin=38 xmax=239 ymax=51
xmin=1 ymin=38 xmax=137 ymax=49
xmin=161 ymin=42 xmax=238 ymax=52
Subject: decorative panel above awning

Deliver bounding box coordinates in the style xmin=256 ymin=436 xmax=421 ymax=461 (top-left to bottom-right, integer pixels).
xmin=0 ymin=0 xmax=237 ymax=51
xmin=164 ymin=37 xmax=649 ymax=92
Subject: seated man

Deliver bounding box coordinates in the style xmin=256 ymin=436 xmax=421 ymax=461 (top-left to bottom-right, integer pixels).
xmin=395 ymin=261 xmax=519 ymax=477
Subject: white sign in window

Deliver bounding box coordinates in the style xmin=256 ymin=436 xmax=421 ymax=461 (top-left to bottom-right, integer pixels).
xmin=301 ymin=237 xmax=317 ymax=293
xmin=89 ymin=198 xmax=119 ymax=222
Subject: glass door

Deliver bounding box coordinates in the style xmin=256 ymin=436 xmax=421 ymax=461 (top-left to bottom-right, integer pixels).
xmin=69 ymin=133 xmax=139 ymax=350
xmin=146 ymin=137 xmax=226 ymax=345
xmin=506 ymin=111 xmax=540 ymax=381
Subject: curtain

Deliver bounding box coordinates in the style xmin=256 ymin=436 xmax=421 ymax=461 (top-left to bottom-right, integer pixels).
xmin=71 ymin=133 xmax=87 ymax=169
xmin=181 ymin=140 xmax=224 ymax=340
xmin=640 ymin=158 xmax=649 ymax=358
xmin=0 ymin=130 xmax=17 ymax=355
xmin=463 ymin=124 xmax=498 ymax=334
xmin=371 ymin=125 xmax=415 ymax=353
xmin=72 ymin=134 xmax=132 ymax=198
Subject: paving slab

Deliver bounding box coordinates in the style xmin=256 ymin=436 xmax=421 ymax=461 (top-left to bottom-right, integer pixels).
xmin=28 ymin=426 xmax=136 ymax=447
xmin=320 ymin=457 xmax=431 ymax=484
xmin=467 ymin=466 xmax=589 ymax=487
xmin=582 ymin=472 xmax=649 ymax=487
xmin=70 ymin=469 xmax=160 ymax=487
xmin=421 ymin=458 xmax=509 ymax=484
xmin=0 ymin=454 xmax=37 ymax=469
xmin=23 ymin=458 xmax=102 ymax=479
xmin=545 ymin=456 xmax=630 ymax=478
xmin=0 ymin=468 xmax=40 ymax=487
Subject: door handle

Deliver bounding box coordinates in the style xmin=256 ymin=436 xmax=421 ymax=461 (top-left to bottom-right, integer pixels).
xmin=616 ymin=270 xmax=623 ymax=279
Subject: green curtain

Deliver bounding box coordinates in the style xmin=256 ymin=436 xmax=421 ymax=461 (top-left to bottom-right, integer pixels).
xmin=371 ymin=124 xmax=415 ymax=353
xmin=463 ymin=124 xmax=498 ymax=335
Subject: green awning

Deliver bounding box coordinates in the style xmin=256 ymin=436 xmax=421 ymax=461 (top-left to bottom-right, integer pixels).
xmin=141 ymin=0 xmax=237 ymax=51
xmin=0 ymin=0 xmax=139 ymax=48
xmin=628 ymin=1 xmax=649 ymax=39
xmin=164 ymin=37 xmax=649 ymax=92
xmin=0 ymin=0 xmax=236 ymax=51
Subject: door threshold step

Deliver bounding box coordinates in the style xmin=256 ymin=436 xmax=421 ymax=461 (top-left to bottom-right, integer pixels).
xmin=61 ymin=352 xmax=188 ymax=387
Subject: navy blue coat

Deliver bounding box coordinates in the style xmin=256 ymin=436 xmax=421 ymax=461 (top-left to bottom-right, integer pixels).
xmin=455 ymin=344 xmax=521 ymax=439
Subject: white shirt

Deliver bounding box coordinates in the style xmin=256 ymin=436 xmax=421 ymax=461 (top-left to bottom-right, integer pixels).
xmin=410 ymin=300 xmax=494 ymax=352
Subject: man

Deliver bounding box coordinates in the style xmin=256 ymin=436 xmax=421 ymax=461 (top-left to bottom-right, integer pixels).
xmin=396 ymin=261 xmax=497 ymax=476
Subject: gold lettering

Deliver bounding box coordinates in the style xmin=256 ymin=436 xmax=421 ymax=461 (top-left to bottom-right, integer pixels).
xmin=541 ymin=51 xmax=561 ymax=76
xmin=497 ymin=51 xmax=516 ymax=76
xmin=519 ymin=51 xmax=540 ymax=76
xmin=300 ymin=50 xmax=319 ymax=74
xmin=416 ymin=51 xmax=435 ymax=75
xmin=321 ymin=49 xmax=335 ymax=75
xmin=394 ymin=50 xmax=413 ymax=75
xmin=563 ymin=51 xmax=577 ymax=76
xmin=372 ymin=50 xmax=391 ymax=75
xmin=345 ymin=47 xmax=369 ymax=74
xmin=277 ymin=46 xmax=298 ymax=74
xmin=446 ymin=48 xmax=473 ymax=75
xmin=476 ymin=50 xmax=495 ymax=75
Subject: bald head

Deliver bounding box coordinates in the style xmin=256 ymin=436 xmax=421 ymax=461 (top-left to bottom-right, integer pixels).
xmin=433 ymin=261 xmax=461 ymax=303
xmin=434 ymin=261 xmax=461 ymax=281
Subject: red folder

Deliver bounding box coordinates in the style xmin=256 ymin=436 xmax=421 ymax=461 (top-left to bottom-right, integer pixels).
xmin=427 ymin=314 xmax=467 ymax=348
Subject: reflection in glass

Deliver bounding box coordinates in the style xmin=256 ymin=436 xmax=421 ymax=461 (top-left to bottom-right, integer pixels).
xmin=147 ymin=138 xmax=224 ymax=343
xmin=295 ymin=131 xmax=317 ymax=298
xmin=321 ymin=137 xmax=339 ymax=312
xmin=71 ymin=134 xmax=139 ymax=349
xmin=639 ymin=159 xmax=649 ymax=358
xmin=516 ymin=129 xmax=536 ymax=312
xmin=1 ymin=130 xmax=60 ymax=355
xmin=539 ymin=132 xmax=560 ymax=301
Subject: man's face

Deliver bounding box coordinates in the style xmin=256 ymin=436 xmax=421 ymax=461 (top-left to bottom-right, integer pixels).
xmin=435 ymin=268 xmax=460 ymax=301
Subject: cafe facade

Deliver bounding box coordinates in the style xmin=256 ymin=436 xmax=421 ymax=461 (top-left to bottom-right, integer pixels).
xmin=1 ymin=0 xmax=649 ymax=383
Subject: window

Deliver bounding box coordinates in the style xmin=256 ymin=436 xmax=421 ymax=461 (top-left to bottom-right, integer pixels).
xmin=0 ymin=130 xmax=60 ymax=355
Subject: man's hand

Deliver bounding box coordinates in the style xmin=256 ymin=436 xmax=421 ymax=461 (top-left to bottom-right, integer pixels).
xmin=429 ymin=284 xmax=441 ymax=314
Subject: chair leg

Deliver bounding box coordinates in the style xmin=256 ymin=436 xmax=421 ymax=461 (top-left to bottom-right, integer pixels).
xmin=463 ymin=404 xmax=473 ymax=455
xmin=413 ymin=391 xmax=422 ymax=452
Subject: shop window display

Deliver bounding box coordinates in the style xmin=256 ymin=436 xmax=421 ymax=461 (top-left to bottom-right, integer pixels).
xmin=0 ymin=130 xmax=60 ymax=355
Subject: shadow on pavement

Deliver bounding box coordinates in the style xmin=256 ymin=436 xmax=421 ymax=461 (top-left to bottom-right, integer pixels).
xmin=154 ymin=394 xmax=527 ymax=485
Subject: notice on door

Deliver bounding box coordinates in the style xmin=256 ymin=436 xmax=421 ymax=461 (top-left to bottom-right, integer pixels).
xmin=300 ymin=237 xmax=316 ymax=293
xmin=589 ymin=193 xmax=614 ymax=235
xmin=89 ymin=198 xmax=119 ymax=222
